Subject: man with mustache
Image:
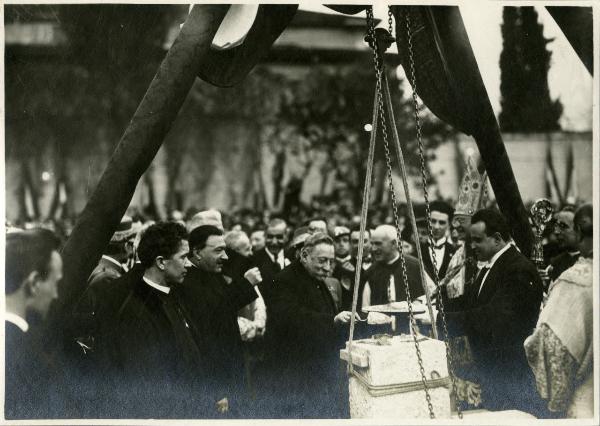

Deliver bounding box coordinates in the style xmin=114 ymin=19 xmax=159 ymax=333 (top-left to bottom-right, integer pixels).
xmin=546 ymin=208 xmax=580 ymax=283
xmin=179 ymin=225 xmax=261 ymax=416
xmin=268 ymin=233 xmax=357 ymax=418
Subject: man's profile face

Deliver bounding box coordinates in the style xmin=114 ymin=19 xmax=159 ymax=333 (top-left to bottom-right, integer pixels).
xmin=265 ymin=224 xmax=286 ymax=254
xmin=250 ymin=231 xmax=265 ymax=253
xmin=553 ymin=211 xmax=578 ymax=250
xmin=430 ymin=211 xmax=450 ymax=240
xmin=469 ymin=221 xmax=498 ymax=262
xmin=301 ymin=243 xmax=335 ymax=281
xmin=334 ymin=235 xmax=351 ymax=258
xmin=350 ymin=231 xmax=371 ymax=259
xmin=30 ymin=250 xmax=63 ymax=318
xmin=164 ymin=240 xmax=191 ymax=285
xmin=197 ymin=235 xmax=228 ymax=273
xmin=370 ymin=231 xmax=398 ymax=263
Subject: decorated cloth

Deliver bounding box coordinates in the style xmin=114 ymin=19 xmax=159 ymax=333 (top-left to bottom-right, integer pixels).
xmin=524 ymin=257 xmax=594 ymax=418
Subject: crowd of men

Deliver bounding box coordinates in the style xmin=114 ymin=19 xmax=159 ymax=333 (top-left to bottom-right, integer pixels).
xmin=4 ymin=195 xmax=595 ymax=419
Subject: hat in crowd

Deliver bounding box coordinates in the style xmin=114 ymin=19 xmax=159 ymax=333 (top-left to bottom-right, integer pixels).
xmin=111 ymin=215 xmax=139 ymax=243
xmin=188 ymin=209 xmax=224 ymax=232
xmin=333 ymin=226 xmax=350 ymax=239
xmin=290 ymin=226 xmax=310 ymax=248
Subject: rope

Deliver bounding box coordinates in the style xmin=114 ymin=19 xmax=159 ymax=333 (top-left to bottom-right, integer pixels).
xmin=347 ymin=84 xmax=379 ymax=374
xmin=350 ymin=369 xmax=451 ymax=397
xmin=380 ymin=73 xmax=438 ymax=338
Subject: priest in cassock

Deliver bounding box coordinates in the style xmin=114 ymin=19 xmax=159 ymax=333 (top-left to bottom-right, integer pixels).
xmin=360 ymin=224 xmax=424 ymax=333
xmin=179 ymin=225 xmax=261 ymax=417
xmin=107 ymin=222 xmax=206 ymax=418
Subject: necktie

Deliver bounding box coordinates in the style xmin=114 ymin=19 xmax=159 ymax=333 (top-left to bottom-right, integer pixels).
xmin=474 ymin=266 xmax=490 ymax=298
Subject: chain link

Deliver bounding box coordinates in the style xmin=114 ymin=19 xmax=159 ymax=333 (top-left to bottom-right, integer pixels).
xmin=367 ymin=7 xmax=435 ymax=419
xmin=404 ymin=10 xmax=463 ymax=418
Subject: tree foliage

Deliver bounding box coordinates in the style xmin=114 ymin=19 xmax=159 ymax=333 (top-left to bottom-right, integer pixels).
xmin=272 ymin=63 xmax=455 ymax=206
xmin=499 ymin=7 xmax=563 ymax=132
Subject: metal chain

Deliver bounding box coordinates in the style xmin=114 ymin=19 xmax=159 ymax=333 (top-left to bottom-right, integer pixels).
xmin=388 ymin=7 xmax=394 ymax=35
xmin=404 ymin=10 xmax=463 ymax=418
xmin=366 ymin=7 xmax=435 ymax=419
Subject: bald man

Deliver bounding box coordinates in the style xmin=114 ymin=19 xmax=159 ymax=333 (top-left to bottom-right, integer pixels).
xmin=361 ymin=225 xmax=425 ymax=329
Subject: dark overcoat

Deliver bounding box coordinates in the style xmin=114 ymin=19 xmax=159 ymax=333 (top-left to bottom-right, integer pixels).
xmin=105 ymin=274 xmax=206 ymax=418
xmin=266 ymin=260 xmax=347 ymax=418
xmin=178 ymin=266 xmax=258 ymax=406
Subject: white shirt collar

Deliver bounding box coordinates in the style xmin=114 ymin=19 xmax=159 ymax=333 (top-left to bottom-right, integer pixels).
xmin=5 ymin=312 xmax=29 ymax=332
xmin=337 ymin=255 xmax=351 ymax=263
xmin=266 ymin=248 xmax=287 ymax=268
xmin=387 ymin=253 xmax=401 ymax=265
xmin=143 ymin=276 xmax=171 ymax=294
xmin=484 ymin=243 xmax=512 ymax=269
xmin=265 ymin=248 xmax=277 ymax=262
xmin=102 ymin=255 xmax=123 ymax=269
xmin=433 ymin=237 xmax=447 ymax=247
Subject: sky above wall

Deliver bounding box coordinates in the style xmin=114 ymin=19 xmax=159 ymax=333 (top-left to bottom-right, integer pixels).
xmin=299 ymin=3 xmax=593 ymax=132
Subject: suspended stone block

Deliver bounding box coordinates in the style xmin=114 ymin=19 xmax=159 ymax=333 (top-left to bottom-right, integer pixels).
xmin=340 ymin=335 xmax=452 ymax=419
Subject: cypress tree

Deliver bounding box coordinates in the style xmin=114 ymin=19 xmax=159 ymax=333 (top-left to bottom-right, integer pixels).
xmin=499 ymin=7 xmax=563 ymax=132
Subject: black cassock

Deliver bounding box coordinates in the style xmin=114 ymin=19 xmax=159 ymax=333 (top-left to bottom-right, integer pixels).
xmin=178 ymin=265 xmax=258 ymax=411
xmin=362 ymin=254 xmax=425 ymax=306
xmin=107 ymin=274 xmax=207 ymax=418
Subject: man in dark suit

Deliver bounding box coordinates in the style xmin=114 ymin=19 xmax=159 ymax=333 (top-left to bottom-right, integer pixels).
xmin=420 ymin=200 xmax=456 ymax=284
xmin=179 ymin=225 xmax=261 ymax=417
xmin=334 ymin=228 xmax=372 ymax=311
xmin=547 ymin=208 xmax=580 ymax=282
xmin=250 ymin=218 xmax=290 ymax=295
xmin=441 ymin=209 xmax=545 ymax=415
xmin=71 ymin=215 xmax=138 ymax=354
xmin=5 ymin=228 xmax=73 ymax=418
xmin=267 ymin=233 xmax=357 ymax=418
xmin=106 ymin=222 xmax=208 ymax=418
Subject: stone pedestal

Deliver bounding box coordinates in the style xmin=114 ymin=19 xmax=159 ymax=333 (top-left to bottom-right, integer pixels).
xmin=340 ymin=335 xmax=452 ymax=419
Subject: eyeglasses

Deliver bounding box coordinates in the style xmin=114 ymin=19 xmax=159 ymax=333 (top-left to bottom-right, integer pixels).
xmin=266 ymin=234 xmax=285 ymax=240
xmin=554 ymin=222 xmax=572 ymax=231
xmin=310 ymin=256 xmax=335 ymax=266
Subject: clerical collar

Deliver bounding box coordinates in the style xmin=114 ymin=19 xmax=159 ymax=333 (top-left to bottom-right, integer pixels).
xmin=568 ymin=250 xmax=581 ymax=256
xmin=143 ymin=275 xmax=171 ymax=294
xmin=102 ymin=255 xmax=123 ymax=269
xmin=481 ymin=243 xmax=511 ymax=269
xmin=337 ymin=255 xmax=351 ymax=263
xmin=387 ymin=253 xmax=400 ymax=265
xmin=5 ymin=312 xmax=29 ymax=332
